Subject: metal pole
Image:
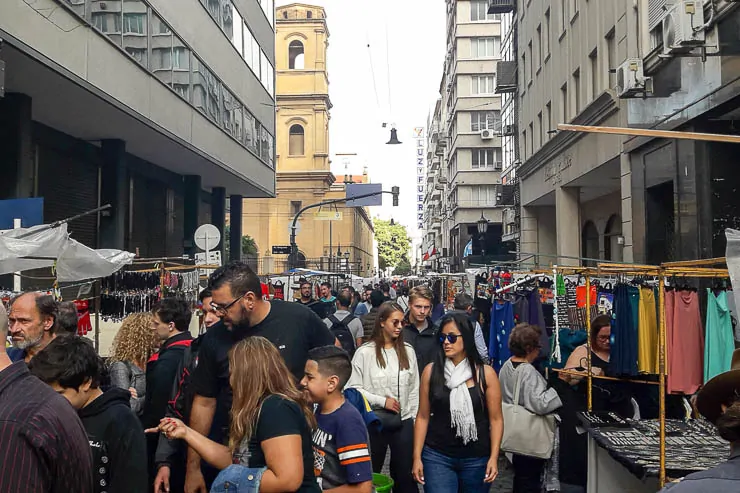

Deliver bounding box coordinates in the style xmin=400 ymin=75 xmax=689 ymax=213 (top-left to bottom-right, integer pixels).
xmin=15 ymin=204 xmax=112 ymax=239
xmin=586 ymin=275 xmax=593 ymax=411
xmin=658 ymin=275 xmax=667 ymax=488
xmin=94 ymin=280 xmax=101 ymax=354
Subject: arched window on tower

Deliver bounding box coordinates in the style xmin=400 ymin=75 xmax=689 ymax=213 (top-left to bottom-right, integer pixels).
xmin=289 ymin=40 xmax=304 ymax=69
xmin=289 ymin=124 xmax=305 ymax=156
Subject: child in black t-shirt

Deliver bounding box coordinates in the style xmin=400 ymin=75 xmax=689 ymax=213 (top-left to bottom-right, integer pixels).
xmin=301 ymin=346 xmax=373 ymax=492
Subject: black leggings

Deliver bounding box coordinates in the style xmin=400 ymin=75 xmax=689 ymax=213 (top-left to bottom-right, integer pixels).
xmin=512 ymin=453 xmax=546 ymax=493
xmin=369 ymin=418 xmax=416 ymax=493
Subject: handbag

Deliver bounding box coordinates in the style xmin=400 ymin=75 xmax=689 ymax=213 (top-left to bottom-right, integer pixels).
xmin=374 ymin=352 xmax=402 ymax=432
xmin=501 ymin=365 xmax=556 ymax=459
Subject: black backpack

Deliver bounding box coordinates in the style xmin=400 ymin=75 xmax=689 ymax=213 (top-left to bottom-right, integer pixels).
xmin=328 ymin=314 xmax=357 ymax=358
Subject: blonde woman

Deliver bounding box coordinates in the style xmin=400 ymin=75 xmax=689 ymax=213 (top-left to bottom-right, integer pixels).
xmin=108 ymin=312 xmax=158 ymax=415
xmin=146 ymin=336 xmax=320 ymax=492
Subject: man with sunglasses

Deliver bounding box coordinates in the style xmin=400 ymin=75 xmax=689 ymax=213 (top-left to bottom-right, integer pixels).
xmin=185 ymin=261 xmax=336 ymax=493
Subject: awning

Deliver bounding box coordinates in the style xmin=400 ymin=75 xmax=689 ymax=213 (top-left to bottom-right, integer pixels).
xmin=0 ymin=223 xmax=135 ymax=282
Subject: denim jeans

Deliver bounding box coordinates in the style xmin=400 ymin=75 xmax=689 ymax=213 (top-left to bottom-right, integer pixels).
xmin=421 ymin=446 xmax=489 ymax=493
xmin=210 ymin=465 xmax=266 ymax=493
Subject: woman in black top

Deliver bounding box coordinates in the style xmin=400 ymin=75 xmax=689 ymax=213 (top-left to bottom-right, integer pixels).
xmin=412 ymin=312 xmax=504 ymax=492
xmin=146 ymin=336 xmax=319 ymax=492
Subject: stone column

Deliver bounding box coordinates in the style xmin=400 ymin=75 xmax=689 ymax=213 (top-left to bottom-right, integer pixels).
xmin=100 ymin=139 xmax=127 ymax=249
xmin=183 ymin=175 xmax=201 ymax=256
xmin=211 ymin=187 xmax=226 ymax=261
xmin=556 ymin=186 xmax=581 ymax=266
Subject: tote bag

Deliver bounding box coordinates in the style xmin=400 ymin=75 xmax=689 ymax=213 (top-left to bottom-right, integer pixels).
xmin=501 ymin=365 xmax=556 ymax=459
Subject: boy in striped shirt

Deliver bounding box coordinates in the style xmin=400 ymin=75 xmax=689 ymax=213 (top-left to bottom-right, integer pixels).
xmin=302 ymin=346 xmax=373 ymax=492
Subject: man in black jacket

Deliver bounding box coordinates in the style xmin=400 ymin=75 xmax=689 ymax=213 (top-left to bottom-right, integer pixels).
xmin=143 ymin=298 xmax=193 ymax=487
xmin=153 ymin=289 xmax=221 ymax=493
xmin=402 ymin=285 xmax=438 ymax=374
xmin=29 ymin=336 xmax=147 ymax=493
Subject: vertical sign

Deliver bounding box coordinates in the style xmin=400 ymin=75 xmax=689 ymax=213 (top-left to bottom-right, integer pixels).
xmin=414 ymin=127 xmax=425 ymax=231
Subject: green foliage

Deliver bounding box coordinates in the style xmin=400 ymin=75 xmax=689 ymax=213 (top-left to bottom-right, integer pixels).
xmin=224 ymin=226 xmax=259 ymax=259
xmin=374 ymin=219 xmax=410 ymax=271
xmin=393 ymin=255 xmax=413 ymax=276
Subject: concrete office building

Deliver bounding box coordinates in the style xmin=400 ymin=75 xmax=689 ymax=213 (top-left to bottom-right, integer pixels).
xmin=424 ymin=0 xmax=510 ymax=273
xmin=513 ymin=0 xmax=634 ymax=266
xmin=0 ymin=0 xmax=276 ymax=260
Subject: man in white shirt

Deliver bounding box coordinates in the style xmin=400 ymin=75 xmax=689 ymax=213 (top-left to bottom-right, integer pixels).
xmin=324 ymin=292 xmax=365 ymax=349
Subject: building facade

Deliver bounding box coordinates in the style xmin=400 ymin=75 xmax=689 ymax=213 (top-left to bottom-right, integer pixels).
xmin=240 ymin=3 xmax=375 ymax=277
xmin=424 ymin=0 xmax=513 ymax=273
xmin=0 ymin=0 xmax=276 ymax=261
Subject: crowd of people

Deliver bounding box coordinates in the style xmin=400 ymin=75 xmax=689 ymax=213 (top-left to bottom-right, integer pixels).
xmin=2 ymin=262 xmax=740 ymax=492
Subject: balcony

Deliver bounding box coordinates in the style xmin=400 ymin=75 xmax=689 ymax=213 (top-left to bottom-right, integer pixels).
xmin=488 ymin=0 xmax=515 ymax=15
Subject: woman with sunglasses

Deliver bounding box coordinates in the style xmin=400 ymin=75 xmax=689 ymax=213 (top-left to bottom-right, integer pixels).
xmin=347 ymin=301 xmax=419 ymax=493
xmin=499 ymin=323 xmax=563 ymax=492
xmin=412 ymin=312 xmax=503 ymax=492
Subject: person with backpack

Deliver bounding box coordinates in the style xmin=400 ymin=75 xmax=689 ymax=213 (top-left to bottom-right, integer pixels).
xmin=324 ymin=292 xmax=364 ymax=356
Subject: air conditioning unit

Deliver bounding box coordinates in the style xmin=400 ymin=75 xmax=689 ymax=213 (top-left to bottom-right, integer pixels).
xmin=502 ymin=124 xmax=516 ymax=136
xmin=493 ymin=161 xmax=503 ymax=171
xmin=480 ymin=129 xmax=495 ymax=140
xmin=662 ymin=1 xmax=705 ymax=55
xmin=438 ymin=176 xmax=448 ymax=184
xmin=616 ymin=58 xmax=654 ymax=98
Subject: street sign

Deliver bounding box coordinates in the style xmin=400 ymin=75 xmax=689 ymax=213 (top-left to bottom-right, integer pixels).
xmin=194 ymin=224 xmax=221 ymax=250
xmin=272 ymin=245 xmax=292 ymax=255
xmin=315 ymin=211 xmax=343 ymax=221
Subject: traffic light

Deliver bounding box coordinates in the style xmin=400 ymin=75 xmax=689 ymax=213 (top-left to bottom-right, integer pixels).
xmin=391 ymin=186 xmax=399 ymax=206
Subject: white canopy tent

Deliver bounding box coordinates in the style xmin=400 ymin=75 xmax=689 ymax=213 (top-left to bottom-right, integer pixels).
xmin=0 ymin=223 xmax=135 ymax=282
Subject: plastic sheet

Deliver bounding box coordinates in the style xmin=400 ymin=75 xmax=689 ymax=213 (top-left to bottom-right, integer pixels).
xmin=0 ymin=223 xmax=134 ymax=281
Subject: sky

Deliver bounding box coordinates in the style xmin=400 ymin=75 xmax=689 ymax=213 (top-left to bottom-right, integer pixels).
xmin=276 ymin=0 xmax=447 ymax=248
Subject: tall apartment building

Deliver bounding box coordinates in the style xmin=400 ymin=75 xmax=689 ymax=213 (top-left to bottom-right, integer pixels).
xmin=424 ymin=0 xmax=511 ymax=273
xmin=0 ymin=0 xmax=276 ymax=260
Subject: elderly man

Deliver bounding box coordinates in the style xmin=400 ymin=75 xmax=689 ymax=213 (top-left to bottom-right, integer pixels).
xmin=7 ymin=292 xmax=57 ymax=363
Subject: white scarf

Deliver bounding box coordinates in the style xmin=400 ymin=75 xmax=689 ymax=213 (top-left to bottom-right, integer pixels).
xmin=444 ymin=359 xmax=478 ymax=444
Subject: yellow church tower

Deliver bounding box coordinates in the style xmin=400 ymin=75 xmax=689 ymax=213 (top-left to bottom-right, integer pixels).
xmin=241 ymin=3 xmax=375 ymax=277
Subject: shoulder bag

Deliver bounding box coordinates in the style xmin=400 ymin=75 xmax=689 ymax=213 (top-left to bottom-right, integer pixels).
xmin=374 ymin=350 xmax=402 ymax=432
xmin=501 ymin=364 xmax=556 ymax=459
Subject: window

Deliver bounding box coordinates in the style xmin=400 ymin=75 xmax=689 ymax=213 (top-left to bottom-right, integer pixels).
xmin=222 ymin=88 xmax=243 ymax=142
xmin=529 ymin=122 xmax=534 ymax=155
xmin=536 ymin=25 xmax=543 ymax=69
xmin=606 ymin=28 xmax=616 ymax=89
xmin=522 ymin=130 xmax=527 ymax=159
xmin=471 ymin=75 xmax=496 ymax=95
xmin=244 ymin=112 xmax=257 ymax=153
xmin=559 ymin=0 xmax=567 ymax=34
xmin=527 ymin=41 xmax=533 ymax=83
xmin=573 ymin=68 xmax=581 ymax=115
xmin=544 ymin=9 xmax=551 ymax=57
xmin=471 ymin=37 xmax=499 ymax=58
xmin=471 ymin=0 xmax=499 ymax=21
xmin=192 ymin=56 xmax=220 ymax=123
xmin=538 ymin=112 xmax=543 ymax=149
xmin=63 ymin=0 xmax=85 ymax=16
xmin=289 ymin=124 xmax=305 ymax=156
xmin=291 ymin=201 xmax=302 ymax=215
xmin=229 ymin=3 xmax=245 ymax=57
xmin=123 ymin=1 xmax=147 ymax=67
xmin=259 ymin=0 xmax=275 ymax=27
xmin=561 ymin=83 xmax=569 ymax=123
xmin=589 ymin=49 xmax=599 ymax=100
xmin=243 ymin=25 xmax=258 ymax=72
xmin=471 ymin=111 xmax=501 ymax=132
xmin=473 ymin=185 xmax=498 ymax=204
xmin=545 ymin=102 xmax=552 ymax=138
xmin=570 ymin=0 xmax=579 ymax=20
xmin=472 ymin=149 xmax=502 ymax=169
xmin=289 ymin=40 xmax=305 ymax=69
xmin=521 ymin=52 xmax=526 ymax=90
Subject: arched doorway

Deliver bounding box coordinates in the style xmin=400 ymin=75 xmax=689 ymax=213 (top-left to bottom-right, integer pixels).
xmin=604 ymin=214 xmax=623 ymax=262
xmin=582 ymin=221 xmax=599 ymax=266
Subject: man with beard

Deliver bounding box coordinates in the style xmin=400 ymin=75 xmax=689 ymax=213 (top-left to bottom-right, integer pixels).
xmin=183 ymin=262 xmax=336 ymax=492
xmin=7 ymin=293 xmax=57 ymax=363
xmin=296 ymin=279 xmax=316 ymax=305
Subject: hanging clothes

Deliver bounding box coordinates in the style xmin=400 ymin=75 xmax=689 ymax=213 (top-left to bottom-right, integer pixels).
xmin=637 ymin=287 xmax=659 ymax=374
xmin=610 ymin=284 xmax=640 ymax=376
xmin=704 ymin=289 xmax=735 ymax=382
xmin=529 ymin=289 xmax=550 ymax=361
xmin=667 ymin=289 xmax=704 ymax=395
xmin=489 ymin=300 xmax=515 ymax=372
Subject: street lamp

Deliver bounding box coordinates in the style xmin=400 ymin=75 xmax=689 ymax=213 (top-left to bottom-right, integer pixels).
xmin=477 ymin=213 xmax=489 ymax=260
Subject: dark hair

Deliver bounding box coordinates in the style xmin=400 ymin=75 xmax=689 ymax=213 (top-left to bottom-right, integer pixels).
xmin=209 ymin=261 xmax=262 ymax=299
xmin=199 ymin=288 xmax=213 ymax=303
xmin=153 ymin=297 xmax=192 ymax=332
xmin=336 ymin=292 xmax=352 ymax=309
xmin=299 ymin=278 xmax=311 ymax=288
xmin=716 ymin=399 xmax=740 ymax=443
xmin=370 ymin=302 xmax=410 ymax=370
xmin=401 ymin=287 xmax=409 ymax=296
xmin=430 ymin=312 xmax=484 ymax=399
xmin=369 ymin=290 xmax=386 ymax=308
xmin=508 ymin=323 xmax=542 ymax=357
xmin=320 ymin=282 xmax=332 ymax=290
xmin=308 ymin=345 xmax=353 ymax=389
xmin=55 ymin=302 xmax=79 ymax=335
xmin=28 ymin=336 xmax=103 ymax=389
xmin=380 ymin=282 xmax=390 ymax=293
xmin=591 ymin=315 xmax=612 ymax=343
xmin=453 ymin=292 xmax=474 ymax=311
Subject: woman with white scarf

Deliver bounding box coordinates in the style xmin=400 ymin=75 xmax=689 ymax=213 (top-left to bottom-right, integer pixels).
xmin=412 ymin=312 xmax=504 ymax=492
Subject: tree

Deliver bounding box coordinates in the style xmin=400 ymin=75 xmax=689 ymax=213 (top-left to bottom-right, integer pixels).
xmin=374 ymin=219 xmax=411 ymax=271
xmin=393 ymin=255 xmax=413 ymax=276
xmin=224 ymin=226 xmax=259 ymax=259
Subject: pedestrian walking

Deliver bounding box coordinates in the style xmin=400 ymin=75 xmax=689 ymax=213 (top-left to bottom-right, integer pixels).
xmin=347 ymin=301 xmax=419 ymax=493
xmin=146 ymin=336 xmax=320 ymax=492
xmin=403 ymin=286 xmax=437 ymax=375
xmin=499 ymin=324 xmax=563 ymax=493
xmin=412 ymin=312 xmax=503 ymax=492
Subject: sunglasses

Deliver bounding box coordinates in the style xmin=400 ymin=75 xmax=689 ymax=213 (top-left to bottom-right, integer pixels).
xmin=439 ymin=333 xmax=461 ymax=344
